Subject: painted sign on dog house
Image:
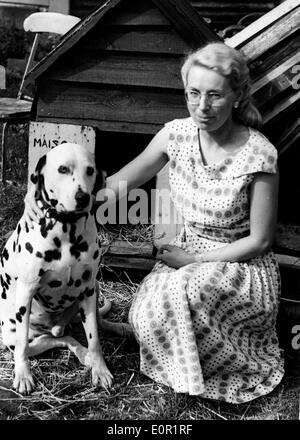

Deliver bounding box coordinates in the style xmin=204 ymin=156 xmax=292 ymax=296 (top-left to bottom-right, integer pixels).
xmin=28 ymin=121 xmax=95 ymax=181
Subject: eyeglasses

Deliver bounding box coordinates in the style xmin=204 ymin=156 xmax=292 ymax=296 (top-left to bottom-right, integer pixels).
xmin=185 ymin=88 xmax=233 ymax=106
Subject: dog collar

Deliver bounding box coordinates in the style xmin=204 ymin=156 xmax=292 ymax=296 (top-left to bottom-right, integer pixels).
xmin=46 ymin=209 xmax=89 ymax=224
xmin=37 ymin=194 xmax=90 ymax=224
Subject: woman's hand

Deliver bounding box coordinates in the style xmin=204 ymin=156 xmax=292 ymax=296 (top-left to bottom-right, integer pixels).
xmin=23 ymin=185 xmax=44 ymax=228
xmin=156 ymin=245 xmax=196 ymax=269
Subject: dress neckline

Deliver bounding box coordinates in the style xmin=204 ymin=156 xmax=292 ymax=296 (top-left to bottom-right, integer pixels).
xmin=191 ymin=119 xmax=252 ymax=169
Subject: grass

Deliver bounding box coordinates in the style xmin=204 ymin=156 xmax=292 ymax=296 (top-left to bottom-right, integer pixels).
xmin=0 ymin=125 xmax=300 ymax=422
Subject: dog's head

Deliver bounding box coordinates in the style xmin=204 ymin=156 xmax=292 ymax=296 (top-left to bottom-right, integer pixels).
xmin=30 ymin=143 xmax=105 ymax=214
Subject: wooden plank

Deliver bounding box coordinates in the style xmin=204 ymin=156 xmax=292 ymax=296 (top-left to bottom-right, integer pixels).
xmin=45 ymin=53 xmax=183 ymax=89
xmin=102 ymin=255 xmax=155 ymax=271
xmin=77 ymin=28 xmax=191 ymax=54
xmin=248 ymin=33 xmax=300 ymax=81
xmin=277 ymin=254 xmax=300 ymax=271
xmin=226 ymin=0 xmax=300 ymax=48
xmin=101 ymin=2 xmax=171 ymax=26
xmin=105 ymin=240 xmax=154 ymax=258
xmin=35 ymin=116 xmax=162 ymax=134
xmin=36 ymin=81 xmax=187 ymax=126
xmin=252 ymin=52 xmax=300 ymax=94
xmin=151 ymin=0 xmax=220 ymax=47
xmin=277 ymin=118 xmax=300 ymax=156
xmin=253 ymin=65 xmax=300 ymax=111
xmin=191 ymin=2 xmax=274 ymax=11
xmin=263 ymin=90 xmax=300 ymax=124
xmin=0 ymin=0 xmax=49 ymax=6
xmin=238 ymin=7 xmax=300 ymax=62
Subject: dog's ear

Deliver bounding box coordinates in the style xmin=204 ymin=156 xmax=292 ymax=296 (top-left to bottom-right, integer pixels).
xmin=30 ymin=154 xmax=47 ymax=196
xmin=92 ymin=169 xmax=107 ymax=195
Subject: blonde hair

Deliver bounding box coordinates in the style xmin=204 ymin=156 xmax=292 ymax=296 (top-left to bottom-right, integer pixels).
xmin=181 ymin=42 xmax=262 ymax=129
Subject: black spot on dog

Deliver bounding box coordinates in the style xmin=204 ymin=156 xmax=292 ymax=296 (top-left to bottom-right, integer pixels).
xmin=2 ymin=248 xmax=9 ymax=260
xmin=28 ymin=338 xmax=33 ymax=344
xmin=17 ymin=223 xmax=21 ymax=236
xmin=10 ymin=328 xmax=16 ymax=332
xmin=25 ymin=242 xmax=34 ymax=253
xmin=69 ymin=224 xmax=76 ymax=244
xmin=78 ymin=291 xmax=84 ymax=301
xmin=1 ymin=289 xmax=6 ymax=299
xmin=79 ymin=308 xmax=86 ymax=323
xmin=38 ymin=268 xmax=45 ymax=277
xmin=25 ymin=222 xmax=29 ymax=233
xmin=16 ymin=306 xmax=26 ymax=323
xmin=18 ymin=245 xmax=21 ymax=253
xmin=36 ymin=251 xmax=43 ymax=258
xmin=48 ymin=280 xmax=62 ymax=288
xmin=67 ymin=277 xmax=74 ymax=287
xmin=53 ymin=237 xmax=61 ymax=248
xmin=30 ymin=173 xmax=38 ymax=184
xmin=93 ymin=249 xmax=99 ymax=260
xmin=40 ymin=217 xmax=48 ymax=238
xmin=9 ymin=318 xmax=16 ymax=324
xmin=44 ymin=249 xmax=61 ymax=262
xmin=89 ymin=333 xmax=92 ymax=340
xmin=9 ymin=345 xmax=15 ymax=351
xmin=58 ymin=299 xmax=65 ymax=305
xmin=13 ymin=241 xmax=16 ymax=252
xmin=62 ymin=224 xmax=68 ymax=233
xmin=86 ymin=288 xmax=94 ymax=297
xmin=70 ymin=236 xmax=88 ymax=259
xmin=82 ymin=270 xmax=91 ymax=281
xmin=5 ymin=273 xmax=11 ymax=285
xmin=50 ymin=199 xmax=58 ymax=207
xmin=75 ymin=279 xmax=81 ymax=288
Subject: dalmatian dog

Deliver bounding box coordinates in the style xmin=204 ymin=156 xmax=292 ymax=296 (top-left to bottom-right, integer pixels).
xmin=0 ymin=143 xmax=113 ymax=395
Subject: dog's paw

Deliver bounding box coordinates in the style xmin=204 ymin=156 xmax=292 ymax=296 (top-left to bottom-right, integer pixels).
xmin=91 ymin=359 xmax=113 ymax=390
xmin=13 ymin=363 xmax=35 ymax=395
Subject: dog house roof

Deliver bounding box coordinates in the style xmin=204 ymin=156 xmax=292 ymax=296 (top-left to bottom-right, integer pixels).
xmin=24 ymin=0 xmax=220 ymax=88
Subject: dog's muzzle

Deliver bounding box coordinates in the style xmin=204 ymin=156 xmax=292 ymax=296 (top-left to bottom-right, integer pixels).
xmin=75 ymin=190 xmax=90 ymax=209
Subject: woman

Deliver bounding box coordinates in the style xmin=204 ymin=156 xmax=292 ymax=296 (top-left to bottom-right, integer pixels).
xmin=25 ymin=42 xmax=284 ymax=403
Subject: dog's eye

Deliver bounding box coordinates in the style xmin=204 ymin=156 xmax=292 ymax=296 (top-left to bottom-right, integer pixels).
xmin=58 ymin=166 xmax=69 ymax=174
xmin=87 ymin=167 xmax=94 ymax=176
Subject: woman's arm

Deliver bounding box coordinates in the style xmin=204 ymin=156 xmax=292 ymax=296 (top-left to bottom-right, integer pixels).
xmin=158 ymin=170 xmax=279 ymax=267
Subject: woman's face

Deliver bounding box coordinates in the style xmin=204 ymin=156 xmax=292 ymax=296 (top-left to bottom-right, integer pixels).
xmin=186 ymin=64 xmax=238 ymax=132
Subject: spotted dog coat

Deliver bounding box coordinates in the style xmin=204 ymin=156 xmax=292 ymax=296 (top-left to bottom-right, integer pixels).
xmin=0 ymin=143 xmax=113 ymax=394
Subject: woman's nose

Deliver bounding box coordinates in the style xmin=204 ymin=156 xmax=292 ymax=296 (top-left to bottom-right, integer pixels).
xmin=198 ymin=94 xmax=210 ymax=111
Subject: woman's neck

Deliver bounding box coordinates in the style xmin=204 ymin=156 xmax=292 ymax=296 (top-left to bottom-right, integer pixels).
xmin=200 ymin=117 xmax=238 ymax=149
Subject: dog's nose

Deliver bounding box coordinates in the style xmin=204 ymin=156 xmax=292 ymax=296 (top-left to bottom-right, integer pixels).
xmin=75 ymin=190 xmax=90 ymax=209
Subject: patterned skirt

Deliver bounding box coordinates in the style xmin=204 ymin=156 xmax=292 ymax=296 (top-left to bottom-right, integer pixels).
xmin=128 ymin=227 xmax=284 ymax=403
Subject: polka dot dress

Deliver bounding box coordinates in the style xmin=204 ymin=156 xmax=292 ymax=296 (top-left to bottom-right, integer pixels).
xmin=129 ymin=117 xmax=284 ymax=404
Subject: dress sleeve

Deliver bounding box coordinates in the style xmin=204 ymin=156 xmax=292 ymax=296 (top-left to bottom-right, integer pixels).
xmin=232 ymin=130 xmax=278 ymax=178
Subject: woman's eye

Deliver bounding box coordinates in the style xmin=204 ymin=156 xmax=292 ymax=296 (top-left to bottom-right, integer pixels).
xmin=58 ymin=166 xmax=69 ymax=174
xmin=209 ymin=93 xmax=222 ymax=100
xmin=87 ymin=166 xmax=94 ymax=176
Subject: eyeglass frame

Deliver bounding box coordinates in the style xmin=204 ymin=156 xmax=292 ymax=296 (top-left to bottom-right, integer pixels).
xmin=185 ymin=88 xmax=235 ymax=107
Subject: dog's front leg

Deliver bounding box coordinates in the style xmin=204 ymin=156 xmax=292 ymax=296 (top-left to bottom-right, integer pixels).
xmin=13 ymin=280 xmax=36 ymax=395
xmin=79 ymin=288 xmax=113 ymax=389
